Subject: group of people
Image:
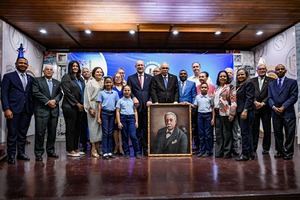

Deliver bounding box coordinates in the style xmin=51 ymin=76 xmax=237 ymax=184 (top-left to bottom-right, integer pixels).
xmin=1 ymin=56 xmax=298 ymax=164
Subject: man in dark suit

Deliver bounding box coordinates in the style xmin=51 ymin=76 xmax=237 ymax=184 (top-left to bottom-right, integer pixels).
xmin=250 ymin=64 xmax=274 ymax=155
xmin=150 ymin=62 xmax=179 ymax=103
xmin=268 ymin=64 xmax=298 ymax=160
xmin=127 ymin=60 xmax=153 ymax=155
xmin=1 ymin=57 xmax=33 ymax=164
xmin=154 ymin=112 xmax=188 ymax=154
xmin=32 ymin=65 xmax=63 ymax=161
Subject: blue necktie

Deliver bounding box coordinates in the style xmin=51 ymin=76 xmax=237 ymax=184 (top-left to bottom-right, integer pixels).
xmin=164 ymin=76 xmax=168 ymax=88
xmin=278 ymin=78 xmax=282 ymax=88
xmin=48 ymin=79 xmax=53 ymax=96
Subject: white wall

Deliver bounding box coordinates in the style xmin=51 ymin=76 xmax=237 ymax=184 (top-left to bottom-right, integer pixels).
xmin=0 ymin=20 xmax=45 ymax=142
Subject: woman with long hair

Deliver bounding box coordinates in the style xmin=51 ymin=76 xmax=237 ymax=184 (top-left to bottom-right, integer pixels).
xmin=61 ymin=61 xmax=85 ymax=157
xmin=235 ymin=68 xmax=255 ymax=161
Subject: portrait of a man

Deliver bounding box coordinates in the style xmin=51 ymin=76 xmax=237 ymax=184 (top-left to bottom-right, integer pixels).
xmin=153 ymin=112 xmax=188 ymax=154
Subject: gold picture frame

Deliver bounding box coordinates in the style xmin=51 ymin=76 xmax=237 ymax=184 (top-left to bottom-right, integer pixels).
xmin=148 ymin=103 xmax=192 ymax=157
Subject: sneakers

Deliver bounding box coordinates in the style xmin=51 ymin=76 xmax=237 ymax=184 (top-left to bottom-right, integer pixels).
xmin=67 ymin=151 xmax=80 ymax=157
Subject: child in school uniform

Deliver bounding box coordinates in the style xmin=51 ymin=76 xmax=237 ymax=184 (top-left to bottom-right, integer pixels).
xmin=116 ymin=85 xmax=141 ymax=159
xmin=193 ymin=82 xmax=215 ymax=157
xmin=97 ymin=77 xmax=119 ymax=159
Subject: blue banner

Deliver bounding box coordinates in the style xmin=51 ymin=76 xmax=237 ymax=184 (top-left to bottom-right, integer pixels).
xmin=68 ymin=52 xmax=233 ymax=84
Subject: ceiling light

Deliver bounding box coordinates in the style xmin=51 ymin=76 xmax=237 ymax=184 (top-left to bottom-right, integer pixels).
xmin=85 ymin=29 xmax=92 ymax=34
xmin=172 ymin=30 xmax=179 ymax=35
xmin=215 ymin=31 xmax=221 ymax=35
xmin=129 ymin=30 xmax=135 ymax=35
xmin=256 ymin=31 xmax=263 ymax=36
xmin=39 ymin=29 xmax=47 ymax=34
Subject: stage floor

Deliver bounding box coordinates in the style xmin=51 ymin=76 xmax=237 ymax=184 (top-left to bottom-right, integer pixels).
xmin=1 ymin=136 xmax=300 ymax=199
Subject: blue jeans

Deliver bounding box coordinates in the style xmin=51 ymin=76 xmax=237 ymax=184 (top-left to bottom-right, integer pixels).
xmin=101 ymin=110 xmax=115 ymax=154
xmin=120 ymin=114 xmax=140 ymax=156
xmin=197 ymin=112 xmax=213 ymax=154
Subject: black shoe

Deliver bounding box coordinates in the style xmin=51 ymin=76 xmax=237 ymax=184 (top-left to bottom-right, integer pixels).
xmin=197 ymin=152 xmax=205 ymax=157
xmin=215 ymin=154 xmax=223 ymax=158
xmin=36 ymin=156 xmax=43 ymax=162
xmin=262 ymin=150 xmax=269 ymax=155
xmin=7 ymin=157 xmax=15 ymax=165
xmin=202 ymin=152 xmax=212 ymax=158
xmin=250 ymin=153 xmax=256 ymax=160
xmin=274 ymin=153 xmax=283 ymax=158
xmin=283 ymin=155 xmax=293 ymax=160
xmin=17 ymin=154 xmax=30 ymax=161
xmin=235 ymin=155 xmax=249 ymax=161
xmin=47 ymin=153 xmax=59 ymax=158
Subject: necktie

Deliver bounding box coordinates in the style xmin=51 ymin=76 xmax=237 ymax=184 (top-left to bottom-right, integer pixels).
xmin=166 ymin=131 xmax=171 ymax=139
xmin=163 ymin=76 xmax=168 ymax=88
xmin=48 ymin=79 xmax=53 ymax=96
xmin=138 ymin=74 xmax=143 ymax=89
xmin=278 ymin=78 xmax=282 ymax=88
xmin=20 ymin=73 xmax=27 ymax=90
xmin=258 ymin=77 xmax=264 ymax=91
xmin=181 ymin=81 xmax=185 ymax=95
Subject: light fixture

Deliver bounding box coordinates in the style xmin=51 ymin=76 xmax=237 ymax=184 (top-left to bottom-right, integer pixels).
xmin=172 ymin=30 xmax=179 ymax=35
xmin=129 ymin=30 xmax=135 ymax=35
xmin=215 ymin=31 xmax=222 ymax=35
xmin=85 ymin=29 xmax=92 ymax=34
xmin=39 ymin=29 xmax=47 ymax=34
xmin=256 ymin=31 xmax=263 ymax=36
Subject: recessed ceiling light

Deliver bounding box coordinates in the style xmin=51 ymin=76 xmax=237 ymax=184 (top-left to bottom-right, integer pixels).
xmin=39 ymin=29 xmax=47 ymax=34
xmin=215 ymin=31 xmax=222 ymax=35
xmin=256 ymin=31 xmax=263 ymax=36
xmin=172 ymin=30 xmax=179 ymax=35
xmin=85 ymin=29 xmax=92 ymax=34
xmin=129 ymin=30 xmax=135 ymax=35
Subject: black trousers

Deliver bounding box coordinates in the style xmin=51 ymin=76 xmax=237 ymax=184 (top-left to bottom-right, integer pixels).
xmin=215 ymin=113 xmax=233 ymax=157
xmin=272 ymin=113 xmax=296 ymax=157
xmin=6 ymin=111 xmax=32 ymax=157
xmin=137 ymin=108 xmax=148 ymax=155
xmin=34 ymin=113 xmax=58 ymax=156
xmin=80 ymin=111 xmax=89 ymax=150
xmin=63 ymin=107 xmax=83 ymax=152
xmin=252 ymin=108 xmax=272 ymax=152
xmin=192 ymin=108 xmax=199 ymax=150
xmin=238 ymin=111 xmax=254 ymax=156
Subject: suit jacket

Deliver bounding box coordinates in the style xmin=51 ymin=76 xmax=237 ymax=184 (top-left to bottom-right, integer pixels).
xmin=61 ymin=74 xmax=85 ymax=111
xmin=179 ymin=80 xmax=196 ymax=103
xmin=250 ymin=76 xmax=274 ymax=108
xmin=32 ymin=77 xmax=63 ymax=117
xmin=127 ymin=73 xmax=152 ymax=111
xmin=268 ymin=77 xmax=298 ymax=118
xmin=154 ymin=127 xmax=188 ymax=154
xmin=150 ymin=73 xmax=179 ymax=103
xmin=236 ymin=80 xmax=255 ymax=113
xmin=1 ymin=71 xmax=33 ymax=114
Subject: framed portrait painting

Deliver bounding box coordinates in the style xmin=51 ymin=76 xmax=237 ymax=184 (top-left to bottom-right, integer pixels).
xmin=148 ymin=104 xmax=192 ymax=156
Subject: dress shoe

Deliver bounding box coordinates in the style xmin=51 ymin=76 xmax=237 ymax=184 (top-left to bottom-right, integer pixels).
xmin=235 ymin=155 xmax=249 ymax=161
xmin=202 ymin=152 xmax=213 ymax=157
xmin=47 ymin=153 xmax=59 ymax=158
xmin=197 ymin=152 xmax=205 ymax=157
xmin=36 ymin=156 xmax=43 ymax=162
xmin=262 ymin=150 xmax=269 ymax=155
xmin=17 ymin=154 xmax=30 ymax=161
xmin=7 ymin=157 xmax=15 ymax=165
xmin=250 ymin=153 xmax=256 ymax=160
xmin=274 ymin=153 xmax=283 ymax=158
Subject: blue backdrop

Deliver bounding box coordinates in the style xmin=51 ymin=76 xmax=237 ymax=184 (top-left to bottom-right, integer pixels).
xmin=68 ymin=52 xmax=233 ymax=84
